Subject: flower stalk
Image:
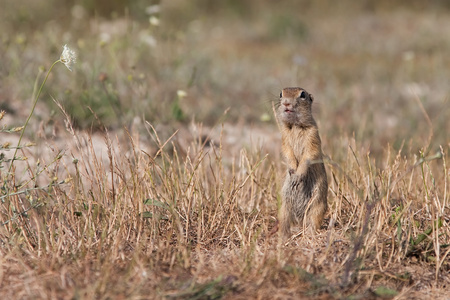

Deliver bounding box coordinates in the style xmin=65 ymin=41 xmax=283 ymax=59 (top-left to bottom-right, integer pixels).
xmin=8 ymin=45 xmax=76 ymax=174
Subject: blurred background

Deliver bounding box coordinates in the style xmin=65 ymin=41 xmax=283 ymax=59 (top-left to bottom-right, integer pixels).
xmin=1 ymin=0 xmax=449 ymax=159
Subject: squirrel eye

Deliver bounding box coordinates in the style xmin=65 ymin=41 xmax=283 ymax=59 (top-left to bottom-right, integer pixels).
xmin=300 ymin=91 xmax=306 ymax=99
xmin=279 ymin=92 xmax=282 ymax=98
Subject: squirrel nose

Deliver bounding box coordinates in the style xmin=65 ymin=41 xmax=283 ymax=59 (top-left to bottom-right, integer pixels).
xmin=283 ymin=102 xmax=290 ymax=107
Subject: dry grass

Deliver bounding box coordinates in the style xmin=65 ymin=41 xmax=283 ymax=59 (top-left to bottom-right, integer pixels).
xmin=1 ymin=108 xmax=449 ymax=299
xmin=1 ymin=1 xmax=450 ymax=299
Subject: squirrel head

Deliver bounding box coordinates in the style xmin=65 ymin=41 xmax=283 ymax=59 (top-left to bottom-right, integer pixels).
xmin=278 ymin=87 xmax=316 ymax=128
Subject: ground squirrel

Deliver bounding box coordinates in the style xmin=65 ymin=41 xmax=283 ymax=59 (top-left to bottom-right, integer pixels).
xmin=277 ymin=87 xmax=328 ymax=238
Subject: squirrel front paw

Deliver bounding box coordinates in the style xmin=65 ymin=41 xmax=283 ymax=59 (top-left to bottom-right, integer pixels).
xmin=288 ymin=168 xmax=295 ymax=176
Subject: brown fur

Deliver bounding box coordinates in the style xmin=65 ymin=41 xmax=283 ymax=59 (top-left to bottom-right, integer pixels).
xmin=277 ymin=87 xmax=328 ymax=238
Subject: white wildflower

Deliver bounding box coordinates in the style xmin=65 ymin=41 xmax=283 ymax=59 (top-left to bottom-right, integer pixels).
xmin=60 ymin=44 xmax=77 ymax=71
xmin=177 ymin=90 xmax=187 ymax=99
xmin=149 ymin=16 xmax=160 ymax=26
xmin=260 ymin=113 xmax=271 ymax=122
xmin=145 ymin=5 xmax=160 ymax=15
xmin=140 ymin=33 xmax=157 ymax=47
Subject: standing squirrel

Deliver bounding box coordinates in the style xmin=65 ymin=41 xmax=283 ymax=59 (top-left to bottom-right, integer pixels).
xmin=277 ymin=87 xmax=328 ymax=238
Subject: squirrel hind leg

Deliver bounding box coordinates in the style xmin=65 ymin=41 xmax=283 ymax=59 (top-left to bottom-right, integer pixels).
xmin=309 ymin=199 xmax=327 ymax=231
xmin=280 ymin=202 xmax=293 ymax=238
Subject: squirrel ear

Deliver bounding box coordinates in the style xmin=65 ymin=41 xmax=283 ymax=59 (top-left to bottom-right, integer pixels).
xmin=309 ymin=93 xmax=314 ymax=102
